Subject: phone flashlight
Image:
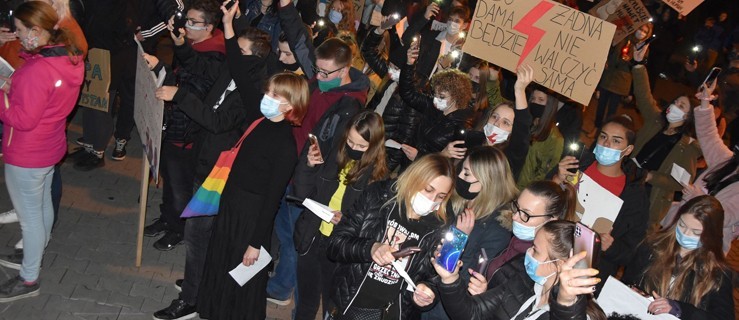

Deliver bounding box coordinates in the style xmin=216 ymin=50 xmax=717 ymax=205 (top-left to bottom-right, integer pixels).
xmin=392 ymin=13 xmax=399 ymax=19
xmin=318 ymin=19 xmax=325 ymax=27
xmin=568 ymin=143 xmax=579 ymax=152
xmin=450 ymin=50 xmax=460 ymax=59
xmin=692 ymin=45 xmax=702 ymax=53
xmin=459 ymin=31 xmax=466 ymax=38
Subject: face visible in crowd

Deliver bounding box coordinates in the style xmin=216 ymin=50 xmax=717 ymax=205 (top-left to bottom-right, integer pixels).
xmin=458 ymin=158 xmax=482 ymax=193
xmin=346 ymin=128 xmax=369 ymax=152
xmin=511 ymin=190 xmax=551 ymax=227
xmin=672 ymin=96 xmax=691 ymax=114
xmin=433 ymin=88 xmax=454 ymax=110
xmin=528 ymin=229 xmax=559 ymax=277
xmin=530 ymin=90 xmax=547 ymax=105
xmin=598 ymin=122 xmax=633 ymax=156
xmin=331 ymin=1 xmax=345 ymax=16
xmin=468 ymin=67 xmax=480 ymax=83
xmin=264 ymin=84 xmax=293 ymax=113
xmin=487 ymin=104 xmax=515 ymax=132
xmin=677 ymin=213 xmax=703 ymax=238
xmin=185 ymin=9 xmax=211 ymax=42
xmin=278 ymin=41 xmax=297 ymax=64
xmin=315 ymin=58 xmax=346 ymax=81
xmin=446 ymin=14 xmax=468 ymax=33
xmin=418 ymin=175 xmax=452 ymax=204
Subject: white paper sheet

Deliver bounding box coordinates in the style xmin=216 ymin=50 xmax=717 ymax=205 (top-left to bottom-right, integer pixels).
xmin=228 ymin=247 xmax=272 ymax=286
xmin=670 ymin=163 xmax=691 ymax=186
xmin=577 ymin=173 xmax=624 ymax=233
xmin=385 ymin=139 xmax=402 ymax=149
xmin=391 ymin=260 xmax=417 ymax=292
xmin=156 ymin=68 xmax=166 ymax=88
xmin=598 ymin=276 xmax=680 ymax=320
xmin=303 ymin=198 xmax=334 ymax=222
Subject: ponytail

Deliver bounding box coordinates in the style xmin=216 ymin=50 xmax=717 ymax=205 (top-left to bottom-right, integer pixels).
xmin=51 ymin=27 xmax=81 ymax=63
xmin=14 ymin=1 xmax=80 ymax=63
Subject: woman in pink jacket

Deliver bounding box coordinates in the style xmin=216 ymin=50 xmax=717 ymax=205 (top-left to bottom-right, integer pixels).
xmin=0 ymin=1 xmax=83 ymax=302
xmin=661 ymin=80 xmax=739 ymax=255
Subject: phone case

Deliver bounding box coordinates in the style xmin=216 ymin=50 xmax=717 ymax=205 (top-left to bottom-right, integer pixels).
xmin=437 ymin=226 xmax=469 ymax=272
xmin=573 ymin=222 xmax=601 ymax=270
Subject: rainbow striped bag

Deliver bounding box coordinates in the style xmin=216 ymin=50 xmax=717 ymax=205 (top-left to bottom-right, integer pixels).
xmin=180 ymin=117 xmax=265 ymax=218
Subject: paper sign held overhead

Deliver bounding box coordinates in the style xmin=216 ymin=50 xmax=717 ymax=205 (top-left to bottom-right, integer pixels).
xmin=462 ymin=0 xmax=617 ymax=105
xmin=589 ymin=0 xmax=652 ymax=45
xmin=662 ymin=0 xmax=703 ymax=16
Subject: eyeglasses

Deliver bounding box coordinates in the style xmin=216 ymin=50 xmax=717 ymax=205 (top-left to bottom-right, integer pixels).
xmin=312 ymin=65 xmax=344 ymax=78
xmin=510 ymin=200 xmax=553 ymax=223
xmin=186 ymin=18 xmax=207 ymax=26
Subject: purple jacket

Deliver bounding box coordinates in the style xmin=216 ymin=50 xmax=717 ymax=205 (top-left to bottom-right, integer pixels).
xmin=0 ymin=46 xmax=84 ymax=168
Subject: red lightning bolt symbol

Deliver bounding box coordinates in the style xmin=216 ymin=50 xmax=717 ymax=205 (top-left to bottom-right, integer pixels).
xmin=513 ymin=1 xmax=555 ymax=67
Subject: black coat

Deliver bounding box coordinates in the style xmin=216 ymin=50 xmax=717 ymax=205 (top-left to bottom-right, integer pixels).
xmin=361 ymin=30 xmax=422 ymax=171
xmin=327 ymin=180 xmax=447 ymax=319
xmin=292 ymin=136 xmax=377 ymax=254
xmin=622 ymin=243 xmax=735 ymax=320
xmin=399 ymin=63 xmax=473 ymax=159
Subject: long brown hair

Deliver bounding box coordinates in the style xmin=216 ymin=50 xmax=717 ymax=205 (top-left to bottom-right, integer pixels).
xmin=14 ymin=1 xmax=79 ymax=62
xmin=529 ymin=87 xmax=559 ymax=142
xmin=642 ymin=195 xmax=728 ymax=306
xmin=336 ymin=111 xmax=388 ymax=185
xmin=327 ymin=0 xmax=355 ymax=34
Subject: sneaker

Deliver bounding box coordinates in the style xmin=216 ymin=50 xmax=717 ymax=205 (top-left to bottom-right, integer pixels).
xmin=111 ymin=138 xmax=127 ymax=161
xmin=14 ymin=239 xmax=22 ymax=250
xmin=74 ymin=137 xmax=93 ymax=149
xmin=0 ymin=209 xmax=18 ymax=224
xmin=74 ymin=150 xmax=105 ymax=171
xmin=174 ymin=279 xmax=183 ymax=292
xmin=153 ymin=232 xmax=183 ymax=251
xmin=144 ymin=219 xmax=168 ymax=237
xmin=153 ymin=299 xmax=197 ymax=320
xmin=0 ymin=250 xmax=23 ymax=270
xmin=0 ymin=276 xmax=39 ymax=303
xmin=266 ymin=293 xmax=291 ymax=306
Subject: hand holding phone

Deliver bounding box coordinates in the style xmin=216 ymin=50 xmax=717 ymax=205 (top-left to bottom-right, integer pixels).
xmin=565 ymin=142 xmax=584 ymax=174
xmin=380 ymin=13 xmax=401 ymax=30
xmin=699 ymin=67 xmax=722 ymax=91
xmin=172 ymin=10 xmax=186 ymax=37
xmin=224 ymin=0 xmax=236 ymax=10
xmin=437 ymin=226 xmax=469 ymax=272
xmin=392 ymin=246 xmax=422 ymax=259
xmin=307 ymin=133 xmax=323 ymax=165
xmin=573 ymin=222 xmax=601 ymax=271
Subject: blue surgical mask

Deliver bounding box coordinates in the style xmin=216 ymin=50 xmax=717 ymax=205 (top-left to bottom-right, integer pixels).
xmin=593 ymin=144 xmax=626 ymax=166
xmin=524 ymin=248 xmax=558 ymax=285
xmin=512 ymin=221 xmax=537 ymax=241
xmin=318 ymin=77 xmax=342 ymax=92
xmin=675 ymin=226 xmax=701 ymax=250
xmin=260 ymin=94 xmax=285 ymax=119
xmin=329 ymin=10 xmax=343 ymax=24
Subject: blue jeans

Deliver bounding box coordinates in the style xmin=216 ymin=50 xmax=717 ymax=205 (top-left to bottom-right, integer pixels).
xmin=266 ymin=185 xmax=301 ymax=302
xmin=5 ymin=164 xmax=54 ymax=282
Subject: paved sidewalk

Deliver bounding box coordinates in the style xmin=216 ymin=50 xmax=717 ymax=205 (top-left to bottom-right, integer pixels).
xmin=0 ymin=117 xmax=298 ymax=319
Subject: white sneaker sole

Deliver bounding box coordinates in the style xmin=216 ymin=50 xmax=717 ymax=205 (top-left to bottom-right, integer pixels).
xmin=152 ymin=312 xmax=197 ymax=320
xmin=0 ymin=288 xmax=39 ymax=303
xmin=266 ymin=297 xmax=291 ymax=306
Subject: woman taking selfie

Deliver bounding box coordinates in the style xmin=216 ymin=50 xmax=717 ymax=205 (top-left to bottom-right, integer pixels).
xmin=435 ymin=220 xmax=605 ymax=320
xmin=623 ymin=195 xmax=733 ymax=319
xmin=327 ymin=154 xmax=455 ymax=319
xmin=0 ymin=1 xmax=83 ymax=302
xmin=292 ymin=111 xmax=389 ymax=320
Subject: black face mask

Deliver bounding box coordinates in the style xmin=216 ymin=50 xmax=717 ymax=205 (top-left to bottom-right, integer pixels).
xmin=455 ymin=176 xmax=479 ymax=200
xmin=471 ymin=81 xmax=480 ymax=93
xmin=529 ymin=103 xmax=546 ymax=119
xmin=282 ymin=61 xmax=300 ymax=72
xmin=346 ymin=144 xmax=364 ymax=160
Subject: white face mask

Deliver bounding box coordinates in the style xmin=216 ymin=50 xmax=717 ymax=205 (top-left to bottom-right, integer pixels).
xmin=388 ymin=66 xmax=400 ymax=82
xmin=483 ymin=123 xmax=511 ymax=144
xmin=410 ymin=192 xmax=440 ymax=217
xmin=666 ymin=103 xmax=687 ymax=123
xmin=433 ymin=97 xmax=450 ymax=111
xmin=635 ymin=30 xmax=647 ymax=40
xmin=447 ymin=21 xmax=461 ymax=35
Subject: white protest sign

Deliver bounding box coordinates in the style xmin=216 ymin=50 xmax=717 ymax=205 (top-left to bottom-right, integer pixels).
xmin=598 ymin=277 xmax=680 ymax=320
xmin=590 ymin=0 xmax=652 ymax=45
xmin=462 ymin=0 xmax=616 ymax=105
xmin=663 ymin=0 xmax=703 ymax=16
xmin=576 ymin=172 xmax=623 ymax=234
xmin=133 ymin=46 xmax=164 ymax=183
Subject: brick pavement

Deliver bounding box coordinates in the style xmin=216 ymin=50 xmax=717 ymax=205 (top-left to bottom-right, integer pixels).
xmin=0 ymin=117 xmax=300 ymax=320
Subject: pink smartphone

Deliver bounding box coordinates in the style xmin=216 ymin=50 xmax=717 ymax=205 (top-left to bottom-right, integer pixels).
xmin=573 ymin=222 xmax=601 ymax=270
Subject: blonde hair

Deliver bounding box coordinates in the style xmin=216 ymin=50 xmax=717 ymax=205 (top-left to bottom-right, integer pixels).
xmin=394 ymin=154 xmax=455 ymax=223
xmin=450 ymin=147 xmax=518 ymax=220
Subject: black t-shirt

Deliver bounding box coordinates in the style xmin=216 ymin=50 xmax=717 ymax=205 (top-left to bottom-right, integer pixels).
xmin=352 ymin=207 xmax=436 ymax=311
xmin=635 ymin=131 xmax=680 ymax=171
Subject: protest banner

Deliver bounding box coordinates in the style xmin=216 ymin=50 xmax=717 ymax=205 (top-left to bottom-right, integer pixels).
xmin=663 ymin=0 xmax=703 ymax=16
xmin=462 ymin=0 xmax=616 ymax=105
xmin=353 ymin=0 xmax=365 ymax=24
xmin=589 ymin=0 xmax=651 ymax=45
xmin=78 ymin=48 xmax=111 ymax=112
xmin=133 ymin=46 xmax=163 ymax=182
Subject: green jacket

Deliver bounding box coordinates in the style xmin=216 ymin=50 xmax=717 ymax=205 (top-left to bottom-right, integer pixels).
xmin=517 ymin=127 xmax=564 ymax=189
xmin=630 ymin=65 xmax=702 ymax=226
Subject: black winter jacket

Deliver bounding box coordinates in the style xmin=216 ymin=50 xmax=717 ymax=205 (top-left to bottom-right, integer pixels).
xmin=399 ymin=63 xmax=473 ymax=159
xmin=278 ymin=2 xmax=315 ymax=79
xmin=292 ymin=136 xmax=377 ymax=254
xmin=439 ymin=254 xmax=555 ymax=320
xmin=362 ymin=30 xmax=422 ymax=171
xmin=622 ymin=242 xmax=735 ymax=320
xmin=327 ymin=180 xmax=447 ymax=319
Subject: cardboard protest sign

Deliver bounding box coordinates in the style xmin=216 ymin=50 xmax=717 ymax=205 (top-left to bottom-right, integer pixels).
xmin=79 ymin=48 xmax=111 ymax=112
xmin=134 ymin=46 xmax=164 ymax=182
xmin=589 ymin=0 xmax=651 ymax=45
xmin=462 ymin=0 xmax=616 ymax=105
xmin=353 ymin=0 xmax=365 ymax=24
xmin=663 ymin=0 xmax=703 ymax=16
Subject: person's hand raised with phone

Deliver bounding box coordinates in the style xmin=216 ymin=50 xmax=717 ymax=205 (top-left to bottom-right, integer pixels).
xmin=441 ymin=140 xmax=466 ymax=159
xmin=431 ymin=244 xmax=463 ymax=284
xmin=406 ymin=45 xmax=419 ymax=65
xmin=554 ymin=156 xmax=579 ymax=184
xmin=424 ymin=3 xmax=440 ymax=20
xmin=306 ymin=143 xmax=324 ymax=167
xmin=556 ymin=251 xmax=599 ymax=306
xmin=221 ymin=0 xmax=240 ymax=39
xmin=466 ymin=269 xmax=487 ymax=295
xmin=167 ymin=16 xmax=186 ymax=46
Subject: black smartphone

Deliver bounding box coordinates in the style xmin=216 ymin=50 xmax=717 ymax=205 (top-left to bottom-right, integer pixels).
xmin=475 ymin=249 xmax=488 ymax=274
xmin=437 ymin=226 xmax=469 ymax=272
xmin=392 ymin=246 xmax=422 ymax=259
xmin=464 ymin=131 xmax=486 ymax=150
xmin=224 ymin=0 xmax=236 ymax=10
xmin=700 ymin=67 xmax=722 ymax=90
xmin=635 ymin=34 xmax=656 ymax=51
xmin=172 ymin=10 xmax=187 ymax=37
xmin=565 ymin=142 xmax=584 ymax=174
xmin=453 ymin=128 xmax=467 ymax=148
xmin=3 ymin=10 xmax=13 ymax=32
xmin=573 ymin=222 xmax=601 ymax=270
xmin=410 ymin=35 xmax=421 ymax=51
